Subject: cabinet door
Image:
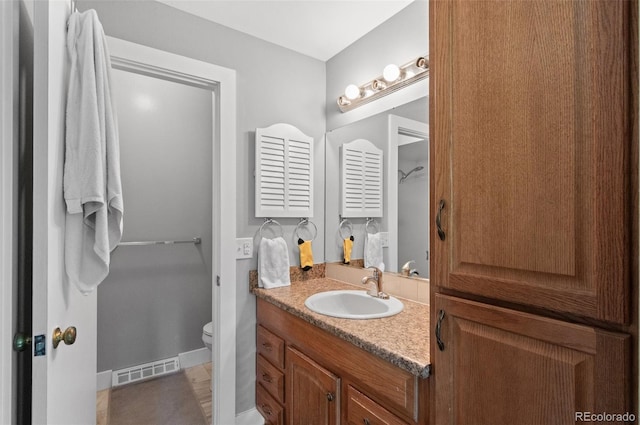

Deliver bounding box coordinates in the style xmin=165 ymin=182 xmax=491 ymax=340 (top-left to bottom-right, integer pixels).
xmin=431 ymin=0 xmax=634 ymax=324
xmin=433 ymin=294 xmax=630 ymax=425
xmin=286 ymin=346 xmax=340 ymax=425
xmin=345 ymin=385 xmax=409 ymax=425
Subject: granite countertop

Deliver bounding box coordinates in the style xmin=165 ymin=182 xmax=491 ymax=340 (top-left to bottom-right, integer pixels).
xmin=252 ymin=278 xmax=430 ymax=378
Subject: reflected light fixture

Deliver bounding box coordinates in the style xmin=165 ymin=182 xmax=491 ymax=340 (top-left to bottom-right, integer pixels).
xmin=383 ymin=63 xmax=401 ymax=82
xmin=337 ymin=54 xmax=429 ymax=113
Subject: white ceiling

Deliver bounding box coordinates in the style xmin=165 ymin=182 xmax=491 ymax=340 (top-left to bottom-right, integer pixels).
xmin=155 ymin=0 xmax=414 ymax=61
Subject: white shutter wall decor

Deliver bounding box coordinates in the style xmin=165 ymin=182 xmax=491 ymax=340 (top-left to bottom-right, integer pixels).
xmin=255 ymin=123 xmax=313 ymax=218
xmin=340 ymin=139 xmax=383 ymax=217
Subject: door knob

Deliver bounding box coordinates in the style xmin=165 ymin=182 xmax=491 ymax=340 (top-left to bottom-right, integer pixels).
xmin=52 ymin=326 xmax=77 ymax=349
xmin=13 ymin=333 xmax=32 ymax=352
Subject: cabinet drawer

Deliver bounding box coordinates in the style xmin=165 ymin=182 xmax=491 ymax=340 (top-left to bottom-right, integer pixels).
xmin=257 ymin=325 xmax=285 ymax=369
xmin=346 ymin=385 xmax=409 ymax=425
xmin=257 ymin=354 xmax=285 ymax=403
xmin=257 ymin=384 xmax=284 ymax=425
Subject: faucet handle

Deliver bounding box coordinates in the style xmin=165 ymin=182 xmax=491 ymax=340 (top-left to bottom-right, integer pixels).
xmin=368 ymin=266 xmax=382 ymax=277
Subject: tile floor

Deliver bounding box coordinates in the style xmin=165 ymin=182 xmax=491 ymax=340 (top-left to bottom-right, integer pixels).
xmin=96 ymin=362 xmax=213 ymax=425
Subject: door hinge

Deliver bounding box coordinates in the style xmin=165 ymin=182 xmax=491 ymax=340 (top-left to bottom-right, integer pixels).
xmin=216 ymin=275 xmax=220 ymax=287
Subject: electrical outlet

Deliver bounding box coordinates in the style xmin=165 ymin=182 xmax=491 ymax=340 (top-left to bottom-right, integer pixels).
xmin=236 ymin=238 xmax=253 ymax=259
xmin=379 ymin=232 xmax=389 ymax=247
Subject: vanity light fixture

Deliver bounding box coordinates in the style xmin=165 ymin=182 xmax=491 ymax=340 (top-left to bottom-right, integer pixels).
xmin=382 ymin=64 xmax=401 ymax=82
xmin=337 ymin=55 xmax=429 ymax=113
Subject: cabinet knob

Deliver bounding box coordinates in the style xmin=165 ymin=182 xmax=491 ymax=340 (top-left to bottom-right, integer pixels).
xmin=261 ymin=404 xmax=272 ymax=416
xmin=326 ymin=392 xmax=335 ymax=402
xmin=363 ymin=419 xmax=371 ymax=425
xmin=262 ymin=342 xmax=272 ymax=351
xmin=262 ymin=372 xmax=272 ymax=383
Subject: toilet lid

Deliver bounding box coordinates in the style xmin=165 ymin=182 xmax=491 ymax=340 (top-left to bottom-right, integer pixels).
xmin=203 ymin=322 xmax=213 ymax=336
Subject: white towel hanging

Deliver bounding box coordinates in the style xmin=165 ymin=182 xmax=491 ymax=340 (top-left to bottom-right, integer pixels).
xmin=64 ymin=10 xmax=123 ymax=294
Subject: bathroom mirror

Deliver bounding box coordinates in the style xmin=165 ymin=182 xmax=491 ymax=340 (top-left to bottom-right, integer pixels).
xmin=324 ymin=96 xmax=428 ymax=278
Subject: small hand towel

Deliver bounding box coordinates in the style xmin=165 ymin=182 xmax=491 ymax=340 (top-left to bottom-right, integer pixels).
xmin=364 ymin=232 xmax=384 ymax=271
xmin=298 ymin=238 xmax=313 ymax=271
xmin=258 ymin=237 xmax=291 ymax=289
xmin=64 ymin=10 xmax=123 ymax=294
xmin=343 ymin=236 xmax=354 ymax=264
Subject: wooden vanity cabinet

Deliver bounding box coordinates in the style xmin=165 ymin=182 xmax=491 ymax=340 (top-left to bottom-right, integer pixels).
xmin=286 ymin=347 xmax=339 ymax=425
xmin=430 ymin=0 xmax=636 ymax=423
xmin=256 ymin=298 xmax=429 ymax=425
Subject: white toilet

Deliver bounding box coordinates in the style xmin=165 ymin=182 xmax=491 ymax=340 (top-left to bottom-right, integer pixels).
xmin=201 ymin=322 xmax=213 ymax=390
xmin=202 ymin=321 xmax=213 ymax=351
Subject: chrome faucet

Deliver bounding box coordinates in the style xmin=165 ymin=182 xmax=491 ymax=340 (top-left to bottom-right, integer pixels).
xmin=401 ymin=260 xmax=419 ymax=277
xmin=361 ymin=267 xmax=389 ymax=299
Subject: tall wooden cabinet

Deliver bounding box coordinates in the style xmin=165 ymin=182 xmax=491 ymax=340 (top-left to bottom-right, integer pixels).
xmin=430 ymin=0 xmax=637 ymax=423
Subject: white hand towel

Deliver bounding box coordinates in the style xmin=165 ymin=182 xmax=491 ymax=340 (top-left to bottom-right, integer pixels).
xmin=64 ymin=10 xmax=123 ymax=294
xmin=258 ymin=237 xmax=291 ymax=289
xmin=364 ymin=232 xmax=385 ymax=271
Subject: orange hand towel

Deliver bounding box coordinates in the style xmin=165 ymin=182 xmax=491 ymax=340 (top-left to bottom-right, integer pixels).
xmin=298 ymin=238 xmax=313 ymax=271
xmin=343 ymin=236 xmax=354 ymax=264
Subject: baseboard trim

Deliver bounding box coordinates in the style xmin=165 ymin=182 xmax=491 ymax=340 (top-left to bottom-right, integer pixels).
xmin=236 ymin=407 xmax=264 ymax=425
xmin=178 ymin=347 xmax=211 ymax=369
xmin=97 ymin=347 xmax=211 ymax=391
xmin=97 ymin=370 xmax=112 ymax=391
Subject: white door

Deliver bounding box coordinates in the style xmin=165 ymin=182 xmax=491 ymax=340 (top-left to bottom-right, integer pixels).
xmin=31 ymin=1 xmax=97 ymax=423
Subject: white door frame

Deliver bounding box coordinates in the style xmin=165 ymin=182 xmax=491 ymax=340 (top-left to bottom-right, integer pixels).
xmin=0 ymin=0 xmax=17 ymax=423
xmin=387 ymin=114 xmax=429 ymax=273
xmin=106 ymin=37 xmax=237 ymax=425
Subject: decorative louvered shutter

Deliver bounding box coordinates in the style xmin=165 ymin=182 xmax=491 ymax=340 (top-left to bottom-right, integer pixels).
xmin=255 ymin=123 xmax=313 ymax=218
xmin=340 ymin=139 xmax=383 ymax=217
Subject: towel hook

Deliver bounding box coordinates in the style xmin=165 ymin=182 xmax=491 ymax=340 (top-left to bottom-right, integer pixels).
xmin=338 ymin=217 xmax=353 ymax=240
xmin=259 ymin=218 xmax=284 ymax=239
xmin=295 ymin=218 xmax=317 ymax=242
xmin=365 ymin=217 xmax=380 ymax=234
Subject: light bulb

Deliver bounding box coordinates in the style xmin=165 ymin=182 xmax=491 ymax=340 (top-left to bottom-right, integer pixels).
xmin=383 ymin=64 xmax=401 ymax=82
xmin=344 ymin=84 xmax=361 ymax=100
xmin=337 ymin=96 xmax=350 ymax=107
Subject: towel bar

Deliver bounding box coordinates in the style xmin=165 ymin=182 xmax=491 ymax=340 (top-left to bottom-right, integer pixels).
xmin=118 ymin=237 xmax=201 ymax=246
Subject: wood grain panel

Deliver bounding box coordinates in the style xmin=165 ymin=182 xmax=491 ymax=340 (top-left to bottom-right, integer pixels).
xmin=432 ymin=0 xmax=634 ymax=324
xmin=257 ymin=384 xmax=284 ymax=425
xmin=346 ymin=385 xmax=409 ymax=425
xmin=257 ymin=325 xmax=285 ymax=370
xmin=257 ymin=354 xmax=285 ymax=403
xmin=286 ymin=347 xmax=339 ymax=425
xmin=434 ymin=294 xmax=630 ymax=425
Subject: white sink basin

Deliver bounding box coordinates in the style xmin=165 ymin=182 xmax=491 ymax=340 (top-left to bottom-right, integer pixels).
xmin=304 ymin=290 xmax=404 ymax=319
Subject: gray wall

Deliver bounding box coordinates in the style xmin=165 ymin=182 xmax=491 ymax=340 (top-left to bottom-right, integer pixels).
xmin=325 ymin=0 xmax=428 ymax=130
xmin=97 ymin=68 xmax=214 ymax=372
xmin=82 ymin=0 xmax=326 ymax=414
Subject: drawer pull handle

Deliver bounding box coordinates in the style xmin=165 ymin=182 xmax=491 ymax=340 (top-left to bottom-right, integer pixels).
xmin=261 ymin=404 xmax=272 ymax=416
xmin=435 ymin=309 xmax=446 ymax=351
xmin=262 ymin=373 xmax=272 ymax=383
xmin=363 ymin=419 xmax=371 ymax=425
xmin=326 ymin=392 xmax=335 ymax=402
xmin=436 ymin=199 xmax=446 ymax=241
xmin=262 ymin=342 xmax=272 ymax=351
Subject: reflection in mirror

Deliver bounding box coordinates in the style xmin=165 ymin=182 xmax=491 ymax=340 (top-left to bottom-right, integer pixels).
xmin=397 ymin=128 xmax=429 ymax=278
xmin=324 ymin=97 xmax=428 ymax=278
